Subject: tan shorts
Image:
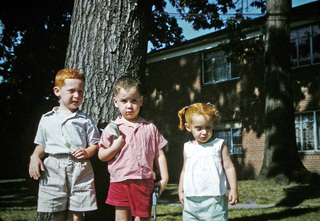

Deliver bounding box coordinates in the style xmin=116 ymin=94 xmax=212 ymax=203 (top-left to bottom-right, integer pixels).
xmin=37 ymin=154 xmax=97 ymax=213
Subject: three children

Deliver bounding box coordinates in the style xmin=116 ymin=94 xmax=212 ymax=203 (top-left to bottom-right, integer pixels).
xmin=29 ymin=70 xmax=238 ymax=220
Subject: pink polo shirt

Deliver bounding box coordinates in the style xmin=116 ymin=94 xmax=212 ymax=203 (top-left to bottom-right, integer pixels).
xmin=98 ymin=116 xmax=168 ymax=183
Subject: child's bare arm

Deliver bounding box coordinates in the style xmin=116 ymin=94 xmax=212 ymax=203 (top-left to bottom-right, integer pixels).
xmin=29 ymin=145 xmax=46 ymax=180
xmin=221 ymin=143 xmax=238 ymax=205
xmin=154 ymin=149 xmax=169 ymax=195
xmin=72 ymin=144 xmax=97 ymax=159
xmin=98 ymin=135 xmax=124 ymax=162
xmin=178 ymin=150 xmax=186 ymax=205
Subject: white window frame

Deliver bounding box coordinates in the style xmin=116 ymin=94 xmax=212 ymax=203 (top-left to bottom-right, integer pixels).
xmin=291 ymin=24 xmax=320 ymax=68
xmin=295 ymin=110 xmax=320 ymax=152
xmin=214 ymin=127 xmax=242 ymax=155
xmin=201 ymin=49 xmax=239 ymax=85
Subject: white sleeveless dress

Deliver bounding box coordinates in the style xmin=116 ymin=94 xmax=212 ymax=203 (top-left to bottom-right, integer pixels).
xmin=183 ymin=138 xmax=227 ymax=197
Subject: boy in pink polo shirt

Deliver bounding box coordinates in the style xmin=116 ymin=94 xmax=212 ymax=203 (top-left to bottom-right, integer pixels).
xmin=98 ymin=75 xmax=169 ymax=220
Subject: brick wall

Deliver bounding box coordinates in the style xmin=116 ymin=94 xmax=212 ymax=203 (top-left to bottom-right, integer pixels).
xmin=241 ymin=130 xmax=265 ymax=177
xmin=300 ymin=154 xmax=320 ymax=174
xmin=145 ymin=51 xmax=320 ymax=182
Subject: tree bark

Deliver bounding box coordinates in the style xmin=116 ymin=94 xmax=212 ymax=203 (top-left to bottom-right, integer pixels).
xmin=65 ymin=0 xmax=152 ymax=126
xmin=259 ymin=0 xmax=307 ymax=182
xmin=64 ymin=1 xmax=152 ymax=219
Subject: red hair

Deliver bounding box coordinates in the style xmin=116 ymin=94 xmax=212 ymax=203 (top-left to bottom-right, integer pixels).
xmin=55 ymin=69 xmax=85 ymax=88
xmin=178 ymin=103 xmax=220 ymax=130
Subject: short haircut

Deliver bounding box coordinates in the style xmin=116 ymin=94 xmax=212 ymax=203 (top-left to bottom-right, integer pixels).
xmin=178 ymin=103 xmax=220 ymax=130
xmin=55 ymin=69 xmax=85 ymax=88
xmin=113 ymin=75 xmax=143 ymax=96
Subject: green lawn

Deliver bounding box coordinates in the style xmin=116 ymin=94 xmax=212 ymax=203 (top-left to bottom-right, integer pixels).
xmin=1 ymin=179 xmax=320 ymax=220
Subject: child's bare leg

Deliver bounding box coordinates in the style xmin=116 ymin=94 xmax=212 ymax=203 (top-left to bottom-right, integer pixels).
xmin=116 ymin=206 xmax=131 ymax=221
xmin=52 ymin=211 xmax=67 ymax=221
xmin=68 ymin=211 xmax=83 ymax=221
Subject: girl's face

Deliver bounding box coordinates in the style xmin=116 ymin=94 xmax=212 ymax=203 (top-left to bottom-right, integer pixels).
xmin=185 ymin=114 xmax=213 ymax=145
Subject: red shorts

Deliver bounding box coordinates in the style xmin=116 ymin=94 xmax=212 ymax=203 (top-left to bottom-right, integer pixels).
xmin=106 ymin=179 xmax=154 ymax=218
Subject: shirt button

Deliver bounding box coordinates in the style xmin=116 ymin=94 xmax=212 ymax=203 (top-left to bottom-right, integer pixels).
xmin=137 ymin=157 xmax=140 ymax=160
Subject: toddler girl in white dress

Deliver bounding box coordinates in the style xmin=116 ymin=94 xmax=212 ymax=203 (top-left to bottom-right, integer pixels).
xmin=178 ymin=103 xmax=238 ymax=220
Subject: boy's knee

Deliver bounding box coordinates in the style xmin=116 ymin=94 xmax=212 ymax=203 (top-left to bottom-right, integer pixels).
xmin=68 ymin=211 xmax=83 ymax=221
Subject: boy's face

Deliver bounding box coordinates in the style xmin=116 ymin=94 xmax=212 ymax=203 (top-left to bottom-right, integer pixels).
xmin=53 ymin=79 xmax=84 ymax=112
xmin=113 ymin=87 xmax=143 ymax=123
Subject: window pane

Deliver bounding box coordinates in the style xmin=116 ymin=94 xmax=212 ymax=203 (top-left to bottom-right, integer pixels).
xmin=214 ymin=127 xmax=242 ymax=154
xmin=203 ymin=59 xmax=213 ymax=84
xmin=232 ymin=128 xmax=242 ymax=154
xmin=214 ymin=130 xmax=231 ymax=152
xmin=295 ymin=122 xmax=302 ymax=151
xmin=291 ymin=30 xmax=298 ymax=67
xmin=312 ymin=25 xmax=320 ymax=64
xmin=202 ymin=49 xmax=233 ymax=84
xmin=295 ymin=112 xmax=317 ymax=152
xmin=302 ymin=122 xmax=314 ymax=150
xmin=298 ymin=27 xmax=311 ymax=66
xmin=213 ymin=56 xmax=225 ymax=81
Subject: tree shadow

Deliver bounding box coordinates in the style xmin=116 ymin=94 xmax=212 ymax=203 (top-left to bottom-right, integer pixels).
xmin=231 ymin=147 xmax=256 ymax=180
xmin=276 ymin=175 xmax=320 ymax=207
xmin=230 ymin=207 xmax=320 ymax=221
xmin=0 ymin=179 xmax=37 ymax=208
xmin=230 ymin=176 xmax=320 ymax=221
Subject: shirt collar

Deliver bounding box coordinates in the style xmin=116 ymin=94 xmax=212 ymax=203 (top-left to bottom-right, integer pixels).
xmin=43 ymin=107 xmax=85 ymax=119
xmin=115 ymin=115 xmax=148 ymax=127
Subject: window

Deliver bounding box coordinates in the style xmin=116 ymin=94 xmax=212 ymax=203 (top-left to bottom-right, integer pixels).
xmin=202 ymin=50 xmax=239 ymax=85
xmin=290 ymin=24 xmax=320 ymax=67
xmin=295 ymin=111 xmax=320 ymax=152
xmin=214 ymin=127 xmax=242 ymax=154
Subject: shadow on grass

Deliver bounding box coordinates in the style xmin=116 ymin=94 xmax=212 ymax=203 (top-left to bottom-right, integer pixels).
xmin=232 ymin=175 xmax=320 ymax=221
xmin=0 ymin=179 xmax=37 ymax=208
xmin=276 ymin=182 xmax=320 ymax=207
xmin=230 ymin=207 xmax=320 ymax=221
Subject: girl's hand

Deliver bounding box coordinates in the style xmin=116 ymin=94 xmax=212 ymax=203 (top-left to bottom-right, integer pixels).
xmin=228 ymin=189 xmax=238 ymax=205
xmin=71 ymin=147 xmax=88 ymax=159
xmin=178 ymin=191 xmax=184 ymax=205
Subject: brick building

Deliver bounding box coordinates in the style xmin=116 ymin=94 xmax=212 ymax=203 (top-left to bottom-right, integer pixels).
xmin=142 ymin=2 xmax=320 ymax=182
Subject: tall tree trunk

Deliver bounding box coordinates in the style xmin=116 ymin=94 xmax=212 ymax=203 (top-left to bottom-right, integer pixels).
xmin=259 ymin=0 xmax=307 ymax=182
xmin=65 ymin=0 xmax=152 ymax=126
xmin=63 ymin=1 xmax=152 ymax=219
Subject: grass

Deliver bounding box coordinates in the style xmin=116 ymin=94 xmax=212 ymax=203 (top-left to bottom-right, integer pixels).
xmin=1 ymin=179 xmax=320 ymax=220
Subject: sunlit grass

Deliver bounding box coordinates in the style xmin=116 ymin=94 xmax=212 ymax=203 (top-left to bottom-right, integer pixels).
xmin=0 ymin=207 xmax=37 ymax=221
xmin=154 ymin=179 xmax=320 ymax=220
xmin=1 ymin=179 xmax=320 ymax=220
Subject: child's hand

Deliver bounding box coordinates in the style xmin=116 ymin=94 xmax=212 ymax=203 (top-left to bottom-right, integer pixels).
xmin=71 ymin=147 xmax=89 ymax=159
xmin=112 ymin=135 xmax=125 ymax=150
xmin=154 ymin=179 xmax=168 ymax=196
xmin=29 ymin=155 xmax=45 ymax=180
xmin=228 ymin=189 xmax=238 ymax=205
xmin=178 ymin=191 xmax=184 ymax=205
